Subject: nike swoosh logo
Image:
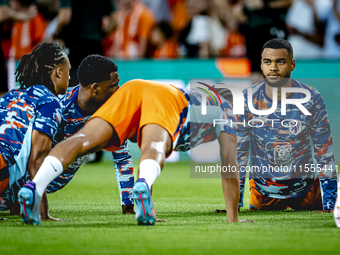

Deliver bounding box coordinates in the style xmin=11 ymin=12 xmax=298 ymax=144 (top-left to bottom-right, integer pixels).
xmin=49 ymin=162 xmax=58 ymax=172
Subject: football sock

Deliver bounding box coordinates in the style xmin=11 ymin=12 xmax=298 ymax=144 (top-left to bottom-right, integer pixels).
xmin=32 ymin=156 xmax=63 ymax=197
xmin=138 ymin=159 xmax=161 ymax=189
xmin=114 ymin=159 xmax=134 ymax=206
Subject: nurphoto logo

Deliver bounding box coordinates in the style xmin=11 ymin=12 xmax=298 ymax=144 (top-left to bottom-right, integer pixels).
xmin=200 ymin=83 xmax=311 ymax=116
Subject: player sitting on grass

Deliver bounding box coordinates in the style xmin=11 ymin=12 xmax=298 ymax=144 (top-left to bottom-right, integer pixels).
xmin=45 ymin=55 xmax=134 ymax=214
xmin=18 ymin=61 xmax=253 ymax=225
xmin=0 ymin=43 xmax=70 ymax=220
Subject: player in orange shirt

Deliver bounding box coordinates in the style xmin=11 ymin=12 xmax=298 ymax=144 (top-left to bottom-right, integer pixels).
xmin=18 ymin=56 xmax=250 ymax=226
xmin=114 ymin=0 xmax=154 ymax=59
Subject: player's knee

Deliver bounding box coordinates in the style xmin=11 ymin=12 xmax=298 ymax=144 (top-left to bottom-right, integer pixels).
xmin=53 ymin=135 xmax=86 ymax=158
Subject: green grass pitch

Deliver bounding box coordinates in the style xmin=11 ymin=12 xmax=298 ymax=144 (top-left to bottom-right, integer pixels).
xmin=1 ymin=161 xmax=340 ymax=255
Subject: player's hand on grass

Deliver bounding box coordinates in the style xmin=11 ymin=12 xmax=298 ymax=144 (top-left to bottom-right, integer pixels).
xmin=214 ymin=209 xmax=226 ymax=213
xmin=150 ymin=208 xmax=166 ymax=222
xmin=122 ymin=205 xmax=135 ymax=214
xmin=314 ymin=210 xmax=333 ymax=213
xmin=41 ymin=195 xmax=67 ymax=222
xmin=41 ymin=213 xmax=68 ymax=221
xmin=42 ymin=217 xmax=68 ymax=222
xmin=155 ymin=219 xmax=166 ymax=222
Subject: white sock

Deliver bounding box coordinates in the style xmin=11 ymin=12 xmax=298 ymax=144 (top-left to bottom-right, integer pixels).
xmin=139 ymin=159 xmax=161 ymax=188
xmin=33 ymin=156 xmax=63 ymax=196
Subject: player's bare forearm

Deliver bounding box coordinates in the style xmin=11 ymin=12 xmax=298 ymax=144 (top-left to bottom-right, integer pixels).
xmin=221 ymin=176 xmax=239 ymax=222
xmin=28 ymin=130 xmax=52 ymax=178
xmin=218 ymin=132 xmax=239 ymax=222
xmin=40 ymin=192 xmax=50 ymax=220
xmin=40 ymin=191 xmax=67 ymax=221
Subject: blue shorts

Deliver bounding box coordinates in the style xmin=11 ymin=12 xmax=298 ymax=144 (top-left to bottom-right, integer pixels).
xmin=0 ymin=154 xmax=26 ymax=211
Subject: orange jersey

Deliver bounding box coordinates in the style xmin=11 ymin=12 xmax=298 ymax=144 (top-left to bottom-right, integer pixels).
xmin=152 ymin=39 xmax=178 ymax=59
xmin=91 ymin=79 xmax=188 ymax=152
xmin=114 ymin=1 xmax=154 ymax=59
xmin=9 ymin=13 xmax=46 ymax=60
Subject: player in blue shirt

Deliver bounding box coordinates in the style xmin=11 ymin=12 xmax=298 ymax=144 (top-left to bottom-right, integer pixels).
xmin=0 ymin=43 xmax=70 ymax=219
xmin=237 ymin=39 xmax=337 ymax=211
xmin=45 ymin=55 xmax=134 ymax=214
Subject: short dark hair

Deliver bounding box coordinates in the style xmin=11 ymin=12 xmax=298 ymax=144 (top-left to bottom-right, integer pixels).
xmin=262 ymin=38 xmax=293 ymax=57
xmin=15 ymin=42 xmax=67 ymax=95
xmin=77 ymin=55 xmax=118 ymax=87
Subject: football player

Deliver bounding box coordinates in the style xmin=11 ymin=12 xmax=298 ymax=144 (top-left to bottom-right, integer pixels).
xmin=237 ymin=39 xmax=337 ymax=212
xmin=45 ymin=55 xmax=134 ymax=215
xmin=0 ymin=43 xmax=69 ymax=220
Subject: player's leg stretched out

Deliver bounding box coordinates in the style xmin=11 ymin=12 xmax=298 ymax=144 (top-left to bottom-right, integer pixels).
xmin=18 ymin=117 xmax=114 ymax=225
xmin=133 ymin=124 xmax=172 ymax=225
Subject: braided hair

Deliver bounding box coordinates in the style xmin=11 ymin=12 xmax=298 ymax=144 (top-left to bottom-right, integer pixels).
xmin=15 ymin=43 xmax=67 ymax=95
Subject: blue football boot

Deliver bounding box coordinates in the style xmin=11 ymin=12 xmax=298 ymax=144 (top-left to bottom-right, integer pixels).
xmin=133 ymin=178 xmax=155 ymax=225
xmin=18 ymin=181 xmax=41 ymax=225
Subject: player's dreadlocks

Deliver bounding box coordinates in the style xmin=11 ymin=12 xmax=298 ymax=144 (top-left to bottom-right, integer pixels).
xmin=77 ymin=54 xmax=118 ymax=87
xmin=15 ymin=43 xmax=67 ymax=95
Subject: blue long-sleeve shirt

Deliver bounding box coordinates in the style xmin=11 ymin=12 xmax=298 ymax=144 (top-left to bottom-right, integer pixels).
xmin=237 ymin=80 xmax=337 ymax=210
xmin=46 ymin=86 xmax=134 ymax=205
